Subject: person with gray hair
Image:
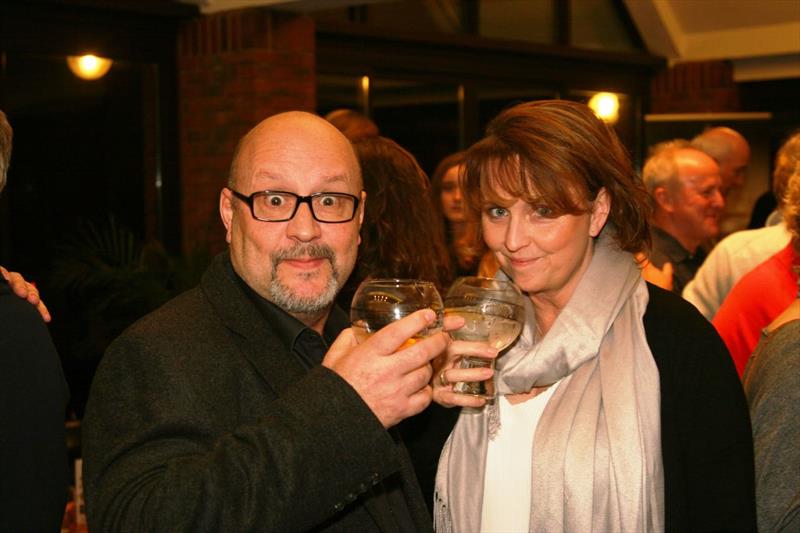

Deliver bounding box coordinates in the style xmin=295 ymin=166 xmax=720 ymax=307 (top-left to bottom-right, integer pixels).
xmin=0 ymin=109 xmax=69 ymax=532
xmin=642 ymin=139 xmax=725 ymax=294
xmin=691 ymin=126 xmax=751 ymax=198
xmin=684 ymin=130 xmax=800 ymax=320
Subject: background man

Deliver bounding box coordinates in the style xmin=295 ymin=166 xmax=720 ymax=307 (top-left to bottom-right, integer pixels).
xmin=0 ymin=109 xmax=69 ymax=532
xmin=642 ymin=140 xmax=725 ymax=294
xmin=683 ymin=130 xmax=800 ymax=320
xmin=692 ymin=126 xmax=751 ymax=198
xmin=83 ymin=111 xmax=449 ymax=531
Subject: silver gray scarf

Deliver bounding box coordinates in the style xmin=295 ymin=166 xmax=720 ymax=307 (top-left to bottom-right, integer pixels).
xmin=435 ymin=232 xmax=664 ymax=532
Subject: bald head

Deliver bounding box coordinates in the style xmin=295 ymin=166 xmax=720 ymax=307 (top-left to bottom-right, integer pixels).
xmin=691 ymin=127 xmax=750 ymax=196
xmin=229 ymin=111 xmax=361 ymax=191
xmin=220 ymin=110 xmax=366 ymax=330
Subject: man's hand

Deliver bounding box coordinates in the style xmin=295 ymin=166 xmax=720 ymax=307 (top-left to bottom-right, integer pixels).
xmin=0 ymin=266 xmax=51 ymax=322
xmin=636 ymin=254 xmax=674 ymax=292
xmin=323 ymin=309 xmax=448 ymax=428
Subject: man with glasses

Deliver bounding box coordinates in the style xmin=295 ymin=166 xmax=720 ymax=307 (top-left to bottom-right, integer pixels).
xmin=82 ymin=111 xmax=447 ymax=531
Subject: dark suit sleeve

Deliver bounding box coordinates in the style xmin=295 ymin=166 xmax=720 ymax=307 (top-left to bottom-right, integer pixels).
xmin=83 ymin=327 xmax=405 ymax=532
xmin=0 ymin=287 xmax=69 ymax=532
xmin=645 ymin=284 xmax=757 ymax=533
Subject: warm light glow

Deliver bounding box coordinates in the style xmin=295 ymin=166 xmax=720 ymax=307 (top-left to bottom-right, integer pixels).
xmin=588 ymin=92 xmax=619 ymax=124
xmin=66 ymin=55 xmax=112 ymax=80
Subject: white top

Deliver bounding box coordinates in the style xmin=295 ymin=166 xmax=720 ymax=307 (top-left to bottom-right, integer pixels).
xmin=682 ymin=223 xmax=791 ymax=320
xmin=480 ymin=382 xmax=561 ymax=533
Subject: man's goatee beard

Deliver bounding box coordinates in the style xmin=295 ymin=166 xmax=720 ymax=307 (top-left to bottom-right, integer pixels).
xmin=267 ymin=243 xmax=340 ymax=314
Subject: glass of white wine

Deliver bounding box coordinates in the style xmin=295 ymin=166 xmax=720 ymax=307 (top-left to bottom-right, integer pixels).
xmin=445 ymin=276 xmax=525 ymax=399
xmin=350 ymin=279 xmax=444 ymax=348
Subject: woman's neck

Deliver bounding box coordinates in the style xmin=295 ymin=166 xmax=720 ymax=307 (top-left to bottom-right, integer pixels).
xmin=448 ymin=220 xmax=468 ymax=241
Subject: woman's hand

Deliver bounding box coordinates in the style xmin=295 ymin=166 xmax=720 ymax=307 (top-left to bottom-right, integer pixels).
xmin=0 ymin=266 xmax=51 ymax=322
xmin=432 ymin=314 xmax=499 ymax=408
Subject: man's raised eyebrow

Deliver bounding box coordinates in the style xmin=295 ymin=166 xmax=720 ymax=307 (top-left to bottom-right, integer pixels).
xmin=251 ymin=171 xmax=350 ymax=184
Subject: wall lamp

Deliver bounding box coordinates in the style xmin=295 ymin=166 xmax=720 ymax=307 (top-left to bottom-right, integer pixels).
xmin=67 ymin=54 xmax=113 ymax=80
xmin=588 ymin=92 xmax=620 ymax=124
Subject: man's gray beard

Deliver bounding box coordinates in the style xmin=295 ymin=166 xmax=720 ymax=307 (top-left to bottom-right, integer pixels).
xmin=267 ymin=243 xmax=341 ymax=314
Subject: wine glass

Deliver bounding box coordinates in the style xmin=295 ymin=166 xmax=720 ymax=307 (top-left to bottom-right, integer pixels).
xmin=350 ymin=279 xmax=444 ymax=348
xmin=444 ymin=276 xmax=525 ymax=399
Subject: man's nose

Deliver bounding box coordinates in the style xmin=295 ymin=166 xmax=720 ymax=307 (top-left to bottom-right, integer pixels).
xmin=712 ymin=189 xmax=725 ymax=209
xmin=286 ymin=202 xmax=321 ymax=242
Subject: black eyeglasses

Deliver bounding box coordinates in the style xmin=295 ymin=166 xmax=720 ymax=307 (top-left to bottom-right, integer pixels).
xmin=228 ymin=188 xmax=361 ymax=223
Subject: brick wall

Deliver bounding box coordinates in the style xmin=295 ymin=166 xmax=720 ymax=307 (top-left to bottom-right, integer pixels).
xmin=650 ymin=60 xmax=740 ymax=114
xmin=178 ymin=8 xmax=315 ymax=254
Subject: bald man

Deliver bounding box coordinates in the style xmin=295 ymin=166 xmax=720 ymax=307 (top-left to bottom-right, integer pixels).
xmin=643 ymin=140 xmax=725 ymax=294
xmin=691 ymin=127 xmax=751 ymax=198
xmin=82 ymin=112 xmax=444 ymax=531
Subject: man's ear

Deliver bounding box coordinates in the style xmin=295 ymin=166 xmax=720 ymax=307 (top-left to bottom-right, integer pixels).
xmin=220 ymin=188 xmax=234 ymax=244
xmin=589 ymin=187 xmax=611 ymax=237
xmin=653 ymin=186 xmax=675 ymax=214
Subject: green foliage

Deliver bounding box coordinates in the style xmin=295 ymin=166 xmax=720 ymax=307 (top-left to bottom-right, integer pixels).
xmin=49 ymin=216 xmax=210 ymax=362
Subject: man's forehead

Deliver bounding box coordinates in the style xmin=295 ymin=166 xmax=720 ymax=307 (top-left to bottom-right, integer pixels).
xmin=240 ymin=118 xmax=361 ymax=189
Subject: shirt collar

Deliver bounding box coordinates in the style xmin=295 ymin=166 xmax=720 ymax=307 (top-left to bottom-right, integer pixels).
xmin=230 ymin=263 xmax=349 ymax=351
xmin=651 ymin=225 xmax=693 ymax=263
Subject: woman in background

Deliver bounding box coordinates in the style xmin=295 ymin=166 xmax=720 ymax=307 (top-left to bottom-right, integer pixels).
xmin=336 ymin=135 xmax=450 ymax=308
xmin=432 ymin=100 xmax=755 ymax=532
xmin=431 ymin=152 xmax=497 ymax=278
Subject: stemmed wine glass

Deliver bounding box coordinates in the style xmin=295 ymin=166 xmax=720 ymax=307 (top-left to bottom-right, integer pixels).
xmin=350 ymin=279 xmax=444 ymax=347
xmin=444 ymin=276 xmax=525 ymax=399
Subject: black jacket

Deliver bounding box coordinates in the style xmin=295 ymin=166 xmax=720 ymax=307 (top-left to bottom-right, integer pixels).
xmin=82 ymin=253 xmax=431 ymax=532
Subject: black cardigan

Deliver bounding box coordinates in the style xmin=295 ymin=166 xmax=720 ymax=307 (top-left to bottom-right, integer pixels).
xmin=643 ymin=283 xmax=756 ymax=532
xmin=403 ymin=283 xmax=757 ymax=532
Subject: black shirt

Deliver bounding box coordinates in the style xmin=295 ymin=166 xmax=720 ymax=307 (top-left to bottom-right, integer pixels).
xmin=650 ymin=226 xmax=707 ymax=295
xmin=233 ymin=268 xmax=349 ymax=369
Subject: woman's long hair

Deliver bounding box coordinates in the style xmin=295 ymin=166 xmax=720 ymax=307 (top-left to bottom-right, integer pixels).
xmin=344 ymin=136 xmax=452 ymax=300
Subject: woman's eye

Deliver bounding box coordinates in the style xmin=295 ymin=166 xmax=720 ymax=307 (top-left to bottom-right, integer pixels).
xmin=533 ymin=206 xmax=553 ymax=218
xmin=486 ymin=206 xmax=508 ymax=218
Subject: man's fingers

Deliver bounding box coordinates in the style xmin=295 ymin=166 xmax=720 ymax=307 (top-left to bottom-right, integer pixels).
xmin=405 ymin=384 xmax=433 ymax=418
xmin=393 ymin=331 xmax=449 ymax=371
xmin=367 ymin=308 xmax=441 ymax=354
xmin=443 ymin=314 xmax=465 ymax=332
xmin=37 ymin=301 xmax=52 ymax=323
xmin=322 ymin=328 xmax=359 ymax=368
xmin=6 ymin=271 xmax=34 ymax=300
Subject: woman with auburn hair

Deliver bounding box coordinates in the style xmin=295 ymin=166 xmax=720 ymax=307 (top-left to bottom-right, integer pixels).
xmin=432 ymin=100 xmax=755 ymax=532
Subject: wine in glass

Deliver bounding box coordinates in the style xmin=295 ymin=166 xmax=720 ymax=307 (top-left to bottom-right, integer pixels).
xmin=350 ymin=279 xmax=444 ymax=348
xmin=445 ymin=276 xmax=525 ymax=399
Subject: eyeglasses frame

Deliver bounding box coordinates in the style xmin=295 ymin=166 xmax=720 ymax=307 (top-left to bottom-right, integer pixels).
xmin=227 ymin=187 xmax=361 ymax=223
